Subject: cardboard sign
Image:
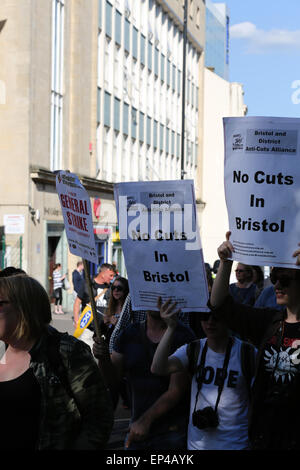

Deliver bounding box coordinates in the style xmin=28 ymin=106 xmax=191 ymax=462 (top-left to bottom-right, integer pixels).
xmin=55 ymin=171 xmax=98 ymax=265
xmin=114 ymin=180 xmax=209 ymax=312
xmin=223 ymin=116 xmax=300 ymax=268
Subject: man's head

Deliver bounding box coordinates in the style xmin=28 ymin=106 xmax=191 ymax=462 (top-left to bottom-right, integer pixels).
xmin=97 ymin=263 xmax=115 ymax=285
xmin=235 ymin=263 xmax=253 ymax=285
xmin=77 ymin=261 xmax=84 ymax=272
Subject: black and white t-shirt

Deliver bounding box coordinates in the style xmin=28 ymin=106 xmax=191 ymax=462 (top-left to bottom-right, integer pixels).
xmin=172 ymin=337 xmax=254 ymax=450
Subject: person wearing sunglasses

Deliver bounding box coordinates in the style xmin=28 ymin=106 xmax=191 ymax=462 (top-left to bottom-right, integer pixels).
xmin=103 ymin=276 xmax=129 ymax=343
xmin=209 ymin=231 xmax=300 ymax=450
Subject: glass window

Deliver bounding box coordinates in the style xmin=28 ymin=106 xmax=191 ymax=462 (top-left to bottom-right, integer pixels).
xmin=114 ymin=96 xmax=120 ymax=131
xmin=146 ymin=116 xmax=151 ymax=146
xmin=160 ymin=124 xmax=164 ymax=152
xmin=97 ymin=87 xmax=101 ymax=123
xmin=123 ymin=102 xmax=129 ymax=135
xmin=132 ymin=26 xmax=138 ymax=59
xmin=115 ymin=10 xmax=122 ymax=45
xmin=140 ymin=34 xmax=146 ymax=66
xmin=154 ymin=47 xmax=159 ymax=77
xmin=167 ymin=59 xmax=171 ymax=87
xmin=124 ymin=18 xmax=130 ymax=53
xmin=104 ymin=91 xmax=111 ymax=127
xmin=172 ymin=64 xmax=176 ymax=92
xmin=177 ymin=69 xmax=181 ymax=95
xmin=139 ymin=111 xmax=144 ymax=142
xmin=153 ymin=120 xmax=158 ymax=149
xmin=160 ymin=53 xmax=165 ymax=82
xmin=166 ymin=127 xmax=170 ymax=154
xmin=105 ymin=1 xmax=112 ymax=38
xmin=148 ymin=41 xmax=152 ymax=71
xmin=171 ymin=130 xmax=175 ymax=156
xmin=131 ymin=107 xmax=137 ymax=139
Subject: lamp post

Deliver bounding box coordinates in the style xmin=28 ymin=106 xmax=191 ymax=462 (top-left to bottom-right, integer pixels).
xmin=180 ymin=0 xmax=188 ymax=180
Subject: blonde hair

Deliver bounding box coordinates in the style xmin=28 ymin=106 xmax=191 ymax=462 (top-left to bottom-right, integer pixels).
xmin=0 ymin=275 xmax=51 ymax=341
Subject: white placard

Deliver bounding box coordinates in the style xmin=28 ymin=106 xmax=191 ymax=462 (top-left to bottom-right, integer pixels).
xmin=4 ymin=214 xmax=25 ymax=234
xmin=114 ymin=180 xmax=209 ymax=312
xmin=55 ymin=171 xmax=98 ymax=265
xmin=223 ymin=116 xmax=300 ymax=268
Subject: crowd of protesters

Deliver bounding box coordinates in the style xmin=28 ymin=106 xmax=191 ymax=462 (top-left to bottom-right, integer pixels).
xmin=1 ymin=235 xmax=300 ymax=451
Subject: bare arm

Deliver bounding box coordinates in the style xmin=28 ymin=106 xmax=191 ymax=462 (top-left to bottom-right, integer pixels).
xmin=73 ymin=297 xmax=82 ymax=326
xmin=210 ymin=231 xmax=234 ymax=308
xmin=151 ymin=298 xmax=185 ymax=376
xmin=126 ymin=369 xmax=189 ymax=449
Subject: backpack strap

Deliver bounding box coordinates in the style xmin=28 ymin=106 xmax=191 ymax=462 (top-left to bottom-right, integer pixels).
xmin=186 ymin=339 xmax=201 ymax=377
xmin=240 ymin=340 xmax=256 ymax=398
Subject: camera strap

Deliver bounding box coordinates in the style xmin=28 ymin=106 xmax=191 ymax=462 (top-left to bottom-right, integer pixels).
xmin=193 ymin=337 xmax=233 ymax=415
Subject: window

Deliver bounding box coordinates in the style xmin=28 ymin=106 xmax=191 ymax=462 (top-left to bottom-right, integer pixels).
xmin=114 ymin=97 xmax=120 ymax=131
xmin=104 ymin=91 xmax=111 ymax=127
xmin=115 ymin=10 xmax=122 ymax=46
xmin=154 ymin=47 xmax=159 ymax=77
xmin=140 ymin=34 xmax=146 ymax=66
xmin=124 ymin=18 xmax=130 ymax=53
xmin=166 ymin=128 xmax=170 ymax=154
xmin=131 ymin=107 xmax=137 ymax=139
xmin=171 ymin=130 xmax=175 ymax=156
xmin=97 ymin=87 xmax=101 ymax=123
xmin=123 ymin=102 xmax=129 ymax=136
xmin=167 ymin=59 xmax=171 ymax=87
xmin=146 ymin=116 xmax=151 ymax=146
xmin=50 ymin=0 xmax=64 ymax=171
xmin=172 ymin=64 xmax=176 ymax=92
xmin=105 ymin=1 xmax=112 ymax=38
xmin=132 ymin=26 xmax=138 ymax=59
xmin=177 ymin=69 xmax=181 ymax=95
xmin=160 ymin=53 xmax=165 ymax=82
xmin=139 ymin=111 xmax=144 ymax=143
xmin=160 ymin=124 xmax=164 ymax=152
xmin=148 ymin=41 xmax=152 ymax=71
xmin=176 ymin=133 xmax=180 ymax=159
xmin=153 ymin=120 xmax=158 ymax=149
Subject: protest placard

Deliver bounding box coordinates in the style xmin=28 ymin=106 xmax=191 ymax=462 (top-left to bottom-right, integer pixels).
xmin=223 ymin=116 xmax=300 ymax=268
xmin=114 ymin=179 xmax=209 ymax=312
xmin=55 ymin=171 xmax=98 ymax=265
xmin=56 ymin=171 xmax=103 ymax=338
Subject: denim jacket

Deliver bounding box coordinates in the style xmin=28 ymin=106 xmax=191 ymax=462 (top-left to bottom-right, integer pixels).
xmin=29 ymin=326 xmax=113 ymax=450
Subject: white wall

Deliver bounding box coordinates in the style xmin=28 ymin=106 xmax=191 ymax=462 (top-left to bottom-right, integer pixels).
xmin=200 ymin=67 xmax=246 ymax=267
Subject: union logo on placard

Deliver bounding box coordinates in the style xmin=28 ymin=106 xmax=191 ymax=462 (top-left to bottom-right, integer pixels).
xmin=80 ymin=309 xmax=92 ymax=328
xmin=232 ymin=134 xmax=243 ymax=150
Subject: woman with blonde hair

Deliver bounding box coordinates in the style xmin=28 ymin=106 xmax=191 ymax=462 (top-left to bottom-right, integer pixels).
xmin=0 ymin=274 xmax=113 ymax=450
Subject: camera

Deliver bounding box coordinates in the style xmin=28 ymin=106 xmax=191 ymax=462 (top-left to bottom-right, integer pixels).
xmin=192 ymin=407 xmax=219 ymax=429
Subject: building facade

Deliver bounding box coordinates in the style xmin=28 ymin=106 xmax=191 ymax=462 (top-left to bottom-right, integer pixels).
xmin=205 ymin=0 xmax=229 ymax=81
xmin=0 ymin=0 xmax=206 ymax=310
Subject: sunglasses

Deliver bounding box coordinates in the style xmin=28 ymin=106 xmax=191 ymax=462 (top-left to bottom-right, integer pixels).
xmin=111 ymin=285 xmax=124 ymax=292
xmin=270 ymin=271 xmax=297 ymax=288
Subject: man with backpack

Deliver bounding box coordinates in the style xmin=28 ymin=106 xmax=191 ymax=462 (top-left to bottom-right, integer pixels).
xmin=151 ymin=298 xmax=256 ymax=450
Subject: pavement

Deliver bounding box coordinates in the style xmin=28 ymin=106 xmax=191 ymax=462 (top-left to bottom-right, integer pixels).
xmin=51 ymin=306 xmax=130 ymax=450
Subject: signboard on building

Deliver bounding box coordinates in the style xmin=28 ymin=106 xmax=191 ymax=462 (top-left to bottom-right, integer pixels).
xmin=114 ymin=179 xmax=209 ymax=312
xmin=55 ymin=171 xmax=98 ymax=265
xmin=224 ymin=116 xmax=300 ymax=268
xmin=3 ymin=214 xmax=25 ymax=234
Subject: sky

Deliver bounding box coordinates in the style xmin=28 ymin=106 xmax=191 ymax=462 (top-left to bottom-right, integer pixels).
xmin=217 ymin=0 xmax=300 ymax=117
